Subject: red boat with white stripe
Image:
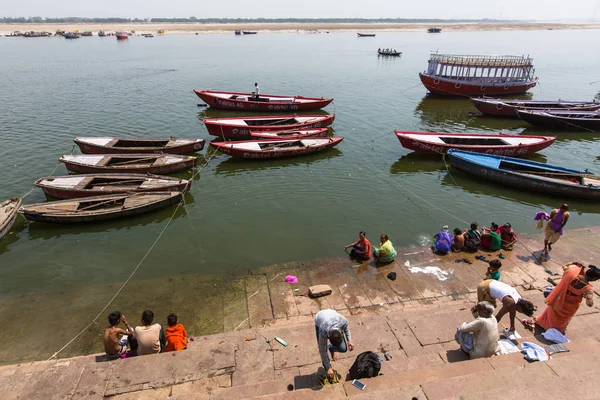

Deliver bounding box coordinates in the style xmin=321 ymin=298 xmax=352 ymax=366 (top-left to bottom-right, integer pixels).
xmin=194 ymin=90 xmax=333 ymax=112
xmin=249 ymin=128 xmax=329 ymax=140
xmin=203 ymin=114 xmax=335 ymax=139
xmin=210 ymin=137 xmax=343 ymax=159
xmin=395 ymin=131 xmax=555 ymax=156
xmin=74 ymin=137 xmax=205 ymax=155
xmin=471 ymin=97 xmax=600 ymax=118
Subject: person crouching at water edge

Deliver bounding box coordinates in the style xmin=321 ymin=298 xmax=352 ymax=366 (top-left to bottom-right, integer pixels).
xmin=455 ymin=301 xmax=499 ymax=359
xmin=344 ymin=231 xmax=372 ymax=260
xmin=433 ymin=225 xmax=452 ymax=254
xmin=372 ymin=234 xmax=397 ymax=264
xmin=315 ymin=309 xmax=354 ymax=380
xmin=477 ymin=279 xmax=536 ymax=340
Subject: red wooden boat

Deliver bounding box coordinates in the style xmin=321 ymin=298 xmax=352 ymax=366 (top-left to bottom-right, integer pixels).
xmin=203 ymin=114 xmax=335 ymax=139
xmin=193 ymin=90 xmax=333 ymax=112
xmin=249 ymin=128 xmax=329 ymax=140
xmin=74 ymin=137 xmax=205 ymax=155
xmin=19 ymin=192 xmax=182 ymax=224
xmin=419 ymin=53 xmax=538 ymax=96
xmin=35 ymin=174 xmax=191 ymax=199
xmin=1 ymin=198 xmax=22 ymax=240
xmin=395 ymin=131 xmax=555 ymax=156
xmin=210 ymin=137 xmax=343 ymax=159
xmin=471 ymin=97 xmax=600 ymax=117
xmin=116 ymin=32 xmax=128 ymax=40
xmin=59 ymin=154 xmax=197 ymax=174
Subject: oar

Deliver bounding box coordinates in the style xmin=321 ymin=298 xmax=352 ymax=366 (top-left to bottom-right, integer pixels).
xmin=261 ymin=117 xmax=298 ymax=126
xmin=90 ymin=179 xmax=144 ymax=187
xmin=108 ymin=157 xmax=159 ymax=166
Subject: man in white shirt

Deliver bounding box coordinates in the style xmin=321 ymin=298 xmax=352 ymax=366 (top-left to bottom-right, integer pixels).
xmin=477 ymin=279 xmax=536 ymax=335
xmin=133 ymin=310 xmax=166 ymax=355
xmin=253 ymin=82 xmax=260 ymax=99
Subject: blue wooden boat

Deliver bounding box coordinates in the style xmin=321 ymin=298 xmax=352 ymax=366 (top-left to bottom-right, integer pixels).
xmin=447 ymin=150 xmax=600 ymax=199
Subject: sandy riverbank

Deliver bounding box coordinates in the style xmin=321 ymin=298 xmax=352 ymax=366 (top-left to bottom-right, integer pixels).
xmin=2 ymin=21 xmax=600 ymax=36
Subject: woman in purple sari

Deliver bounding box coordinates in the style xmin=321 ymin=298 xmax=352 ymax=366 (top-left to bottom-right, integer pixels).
xmin=543 ymin=204 xmax=569 ymax=256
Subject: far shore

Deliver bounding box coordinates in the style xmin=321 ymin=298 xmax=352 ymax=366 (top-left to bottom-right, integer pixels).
xmin=2 ymin=21 xmax=600 ymax=36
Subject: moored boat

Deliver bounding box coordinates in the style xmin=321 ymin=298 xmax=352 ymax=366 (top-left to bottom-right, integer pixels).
xmin=234 ymin=30 xmax=241 ymax=35
xmin=0 ymin=198 xmax=22 ymax=240
xmin=210 ymin=137 xmax=343 ymax=159
xmin=193 ymin=90 xmax=333 ymax=112
xmin=517 ymin=110 xmax=600 ymax=131
xmin=64 ymin=32 xmax=80 ymax=39
xmin=59 ymin=154 xmax=197 ymax=174
xmin=427 ymin=27 xmax=442 ymax=33
xmin=116 ymin=32 xmax=128 ymax=40
xmin=357 ymin=33 xmax=376 ymax=37
xmin=395 ymin=131 xmax=555 ymax=156
xmin=74 ymin=137 xmax=205 ymax=155
xmin=98 ymin=31 xmax=107 ymax=37
xmin=377 ymin=50 xmax=402 ymax=57
xmin=447 ymin=150 xmax=600 ymax=199
xmin=472 ymin=97 xmax=600 ymax=118
xmin=242 ymin=31 xmax=257 ymax=35
xmin=419 ymin=53 xmax=538 ymax=96
xmin=203 ymin=114 xmax=336 ymax=139
xmin=249 ymin=128 xmax=329 ymax=140
xmin=35 ymin=174 xmax=191 ymax=199
xmin=19 ymin=192 xmax=182 ymax=224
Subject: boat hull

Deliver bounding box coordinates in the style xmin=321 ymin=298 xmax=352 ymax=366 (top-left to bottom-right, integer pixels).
xmin=517 ymin=110 xmax=600 ymax=131
xmin=395 ymin=131 xmax=555 ymax=156
xmin=35 ymin=174 xmax=191 ymax=199
xmin=249 ymin=128 xmax=329 ymax=140
xmin=210 ymin=137 xmax=343 ymax=159
xmin=419 ymin=73 xmax=537 ymax=96
xmin=448 ymin=150 xmax=600 ymax=199
xmin=0 ymin=198 xmax=22 ymax=240
xmin=472 ymin=98 xmax=600 ymax=117
xmin=20 ymin=192 xmax=182 ymax=224
xmin=204 ymin=114 xmax=335 ymax=139
xmin=193 ymin=90 xmax=333 ymax=112
xmin=60 ymin=155 xmax=197 ymax=174
xmin=74 ymin=138 xmax=205 ymax=155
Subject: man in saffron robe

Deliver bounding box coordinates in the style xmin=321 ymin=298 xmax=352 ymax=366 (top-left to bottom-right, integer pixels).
xmin=165 ymin=313 xmax=187 ymax=352
xmin=543 ymin=204 xmax=570 ymax=256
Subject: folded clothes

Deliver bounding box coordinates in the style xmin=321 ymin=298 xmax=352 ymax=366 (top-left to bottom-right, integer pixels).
xmin=542 ymin=328 xmax=570 ymax=344
xmin=497 ymin=339 xmax=520 ymax=355
xmin=522 ymin=342 xmax=549 ymax=362
xmin=545 ymin=343 xmax=569 ymax=355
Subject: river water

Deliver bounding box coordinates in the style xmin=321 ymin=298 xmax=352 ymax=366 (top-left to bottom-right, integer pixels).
xmin=1 ymin=29 xmax=600 ymax=362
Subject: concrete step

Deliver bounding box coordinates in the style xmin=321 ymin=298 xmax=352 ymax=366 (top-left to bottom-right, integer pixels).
xmin=247 ymin=383 xmax=346 ymax=399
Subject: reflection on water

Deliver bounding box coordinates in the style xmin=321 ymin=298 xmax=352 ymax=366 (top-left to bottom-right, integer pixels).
xmin=390 ymin=152 xmax=445 ymax=174
xmin=25 ymin=193 xmax=193 ymax=241
xmin=213 ymin=148 xmax=343 ymax=175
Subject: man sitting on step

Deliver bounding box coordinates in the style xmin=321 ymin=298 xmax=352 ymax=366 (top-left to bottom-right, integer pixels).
xmin=315 ymin=309 xmax=355 ymax=380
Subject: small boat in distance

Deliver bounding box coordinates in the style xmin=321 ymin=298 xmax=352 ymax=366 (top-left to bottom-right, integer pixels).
xmin=35 ymin=174 xmax=191 ymax=199
xmin=0 ymin=198 xmax=22 ymax=241
xmin=427 ymin=27 xmax=442 ymax=33
xmin=98 ymin=31 xmax=107 ymax=37
xmin=142 ymin=33 xmax=154 ymax=38
xmin=249 ymin=128 xmax=329 ymax=140
xmin=116 ymin=32 xmax=128 ymax=40
xmin=447 ymin=150 xmax=600 ymax=199
xmin=242 ymin=31 xmax=257 ymax=35
xmin=19 ymin=192 xmax=183 ymax=224
xmin=517 ymin=110 xmax=600 ymax=131
xmin=59 ymin=154 xmax=197 ymax=174
xmin=193 ymin=89 xmax=333 ymax=112
xmin=395 ymin=131 xmax=555 ymax=156
xmin=64 ymin=32 xmax=80 ymax=39
xmin=378 ymin=49 xmax=402 ymax=57
xmin=472 ymin=97 xmax=600 ymax=118
xmin=74 ymin=137 xmax=205 ymax=155
xmin=357 ymin=33 xmax=376 ymax=37
xmin=5 ymin=31 xmax=23 ymax=37
xmin=234 ymin=30 xmax=241 ymax=35
xmin=419 ymin=53 xmax=538 ymax=96
xmin=210 ymin=137 xmax=343 ymax=159
xmin=203 ymin=114 xmax=336 ymax=139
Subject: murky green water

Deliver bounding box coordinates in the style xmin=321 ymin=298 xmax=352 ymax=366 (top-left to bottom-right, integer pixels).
xmin=1 ymin=29 xmax=600 ymax=362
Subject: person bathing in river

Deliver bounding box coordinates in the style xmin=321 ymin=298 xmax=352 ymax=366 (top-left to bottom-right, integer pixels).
xmin=372 ymin=234 xmax=397 ymax=264
xmin=433 ymin=225 xmax=452 ymax=254
xmin=344 ymin=231 xmax=372 ymax=261
xmin=499 ymin=223 xmax=518 ymax=250
xmin=480 ymin=223 xmax=502 ymax=251
xmin=452 ymin=228 xmax=465 ymax=252
xmin=104 ymin=311 xmax=133 ymax=360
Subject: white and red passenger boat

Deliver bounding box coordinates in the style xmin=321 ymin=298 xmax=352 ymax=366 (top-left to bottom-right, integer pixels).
xmin=394 ymin=131 xmax=555 ymax=156
xmin=194 ymin=90 xmax=333 ymax=112
xmin=74 ymin=137 xmax=205 ymax=155
xmin=419 ymin=53 xmax=538 ymax=96
xmin=203 ymin=114 xmax=335 ymax=139
xmin=471 ymin=97 xmax=600 ymax=117
xmin=249 ymin=128 xmax=329 ymax=140
xmin=210 ymin=137 xmax=343 ymax=159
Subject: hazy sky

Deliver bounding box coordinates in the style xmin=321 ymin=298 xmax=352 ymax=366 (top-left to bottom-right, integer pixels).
xmin=2 ymin=0 xmax=599 ymax=20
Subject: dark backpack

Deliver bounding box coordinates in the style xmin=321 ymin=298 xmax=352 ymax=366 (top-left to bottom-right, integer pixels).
xmin=349 ymin=351 xmax=381 ymax=379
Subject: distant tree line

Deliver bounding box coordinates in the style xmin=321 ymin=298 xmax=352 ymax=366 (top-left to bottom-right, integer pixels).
xmin=0 ymin=17 xmax=516 ymax=24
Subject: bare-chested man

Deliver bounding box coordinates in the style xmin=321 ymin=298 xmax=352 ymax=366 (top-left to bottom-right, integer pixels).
xmin=104 ymin=311 xmax=133 ymax=359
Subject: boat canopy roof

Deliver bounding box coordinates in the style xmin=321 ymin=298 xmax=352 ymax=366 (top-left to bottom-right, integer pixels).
xmin=428 ymin=53 xmax=533 ymax=68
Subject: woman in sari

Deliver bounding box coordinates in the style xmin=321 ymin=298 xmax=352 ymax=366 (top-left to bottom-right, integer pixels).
xmin=543 ymin=204 xmax=569 ymax=256
xmin=372 ymin=234 xmax=397 ymax=264
xmin=534 ymin=262 xmax=600 ymax=334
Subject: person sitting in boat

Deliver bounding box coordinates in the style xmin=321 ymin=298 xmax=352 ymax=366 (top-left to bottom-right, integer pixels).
xmin=253 ymin=82 xmax=260 ymax=99
xmin=498 ymin=223 xmax=518 ymax=250
xmin=464 ymin=222 xmax=481 ymax=251
xmin=372 ymin=234 xmax=397 ymax=264
xmin=452 ymin=228 xmax=465 ymax=252
xmin=433 ymin=225 xmax=452 ymax=254
xmin=344 ymin=231 xmax=372 ymax=261
xmin=480 ymin=223 xmax=502 ymax=251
